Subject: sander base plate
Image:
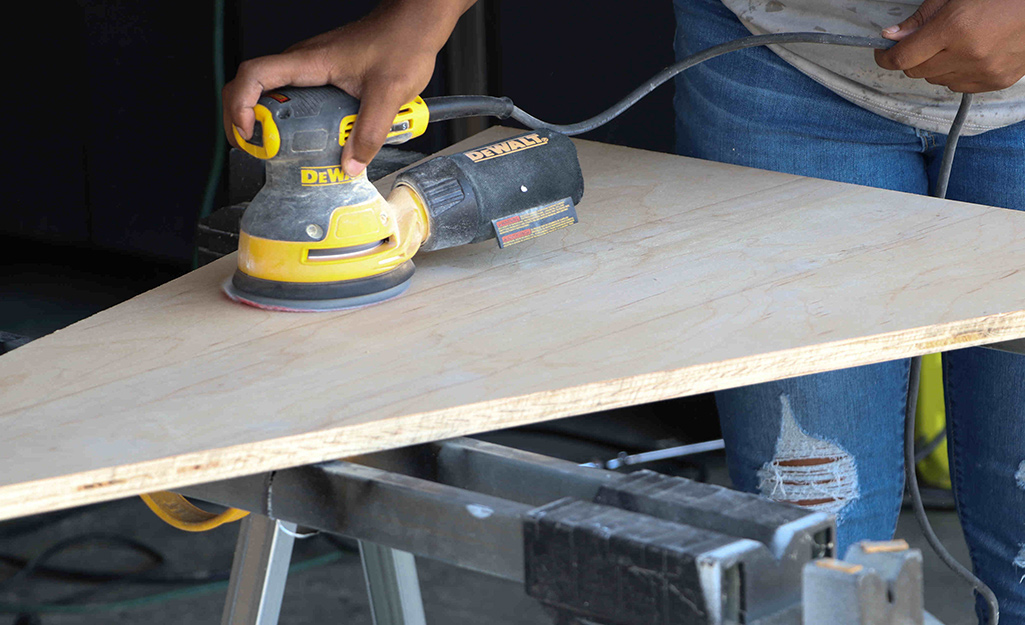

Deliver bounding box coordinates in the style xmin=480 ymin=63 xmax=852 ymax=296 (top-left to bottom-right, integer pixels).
xmin=222 ymin=277 xmax=411 ymax=313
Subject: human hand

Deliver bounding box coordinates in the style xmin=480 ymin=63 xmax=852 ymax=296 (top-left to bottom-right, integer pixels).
xmin=875 ymin=0 xmax=1025 ymax=93
xmin=222 ymin=0 xmax=474 ymax=176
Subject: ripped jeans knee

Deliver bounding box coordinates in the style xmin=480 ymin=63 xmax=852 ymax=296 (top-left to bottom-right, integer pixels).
xmin=756 ymin=395 xmax=860 ymax=517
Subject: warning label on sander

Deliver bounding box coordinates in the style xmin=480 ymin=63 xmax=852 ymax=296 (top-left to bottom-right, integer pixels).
xmin=492 ymin=197 xmax=578 ymax=248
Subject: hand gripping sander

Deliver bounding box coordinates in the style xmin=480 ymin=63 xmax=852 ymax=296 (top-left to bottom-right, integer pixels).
xmin=225 ymin=86 xmax=584 ymax=312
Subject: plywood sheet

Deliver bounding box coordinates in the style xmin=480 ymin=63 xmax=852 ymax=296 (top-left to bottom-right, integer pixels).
xmin=2 ymin=127 xmax=1024 ymax=520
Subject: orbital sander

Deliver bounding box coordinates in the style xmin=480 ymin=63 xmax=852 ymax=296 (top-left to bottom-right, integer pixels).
xmin=222 ymin=33 xmax=974 ymax=313
xmin=225 ymin=86 xmax=584 ymax=312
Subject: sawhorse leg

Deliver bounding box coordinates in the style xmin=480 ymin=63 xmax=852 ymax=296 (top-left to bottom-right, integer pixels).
xmin=220 ymin=515 xmax=427 ymax=625
xmin=359 ymin=541 xmax=427 ymax=625
xmin=222 ymin=514 xmax=297 ymax=625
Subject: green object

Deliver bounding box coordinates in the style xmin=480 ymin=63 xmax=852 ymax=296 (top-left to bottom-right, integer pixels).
xmin=195 ymin=0 xmax=227 ymax=269
xmin=915 ymin=353 xmax=951 ymax=489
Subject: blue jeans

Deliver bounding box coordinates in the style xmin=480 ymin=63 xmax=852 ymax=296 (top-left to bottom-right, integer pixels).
xmin=672 ymin=0 xmax=1025 ymax=621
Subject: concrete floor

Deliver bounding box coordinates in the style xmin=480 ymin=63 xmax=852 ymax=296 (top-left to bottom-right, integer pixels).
xmin=0 ymin=241 xmax=982 ymax=625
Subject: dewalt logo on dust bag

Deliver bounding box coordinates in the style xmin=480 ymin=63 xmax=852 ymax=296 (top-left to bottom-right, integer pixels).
xmin=463 ymin=133 xmax=549 ymax=163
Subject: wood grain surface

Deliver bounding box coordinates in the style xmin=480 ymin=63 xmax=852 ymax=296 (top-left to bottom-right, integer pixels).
xmin=2 ymin=127 xmax=1024 ymax=520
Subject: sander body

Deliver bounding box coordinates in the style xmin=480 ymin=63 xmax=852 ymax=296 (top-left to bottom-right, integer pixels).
xmin=226 ymin=86 xmax=584 ymax=312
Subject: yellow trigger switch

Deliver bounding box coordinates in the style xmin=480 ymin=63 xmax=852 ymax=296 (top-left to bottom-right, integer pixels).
xmin=233 ymin=104 xmax=280 ymax=160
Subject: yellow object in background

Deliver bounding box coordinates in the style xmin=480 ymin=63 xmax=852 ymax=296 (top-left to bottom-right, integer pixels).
xmin=915 ymin=353 xmax=951 ymax=489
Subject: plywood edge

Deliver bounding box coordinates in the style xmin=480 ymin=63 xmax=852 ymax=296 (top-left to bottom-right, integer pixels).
xmin=3 ymin=309 xmax=1023 ymax=521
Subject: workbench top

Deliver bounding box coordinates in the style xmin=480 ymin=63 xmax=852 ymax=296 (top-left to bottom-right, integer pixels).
xmin=2 ymin=127 xmax=1023 ymax=520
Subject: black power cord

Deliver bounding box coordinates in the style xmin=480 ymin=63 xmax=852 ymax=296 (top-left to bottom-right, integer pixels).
xmin=902 ymin=91 xmax=998 ymax=625
xmin=510 ymin=33 xmax=899 ymax=135
xmin=427 ymin=32 xmax=973 ymax=213
xmin=0 ymin=534 xmax=164 ymax=593
xmin=907 ymin=363 xmax=999 ymax=625
xmin=0 ymin=552 xmax=230 ymax=587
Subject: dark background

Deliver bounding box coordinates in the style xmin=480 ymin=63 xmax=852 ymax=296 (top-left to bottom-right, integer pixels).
xmin=7 ymin=0 xmax=676 ymax=265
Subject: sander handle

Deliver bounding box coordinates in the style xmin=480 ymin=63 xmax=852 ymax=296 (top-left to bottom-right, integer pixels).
xmin=232 ymin=87 xmax=519 ymax=164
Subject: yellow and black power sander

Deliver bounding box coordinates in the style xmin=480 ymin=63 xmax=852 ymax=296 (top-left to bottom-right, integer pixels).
xmin=221 ymin=33 xmax=969 ymax=313
xmin=224 ymin=86 xmax=584 ymax=312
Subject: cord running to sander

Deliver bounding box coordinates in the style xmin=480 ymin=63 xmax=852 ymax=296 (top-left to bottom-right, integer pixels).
xmin=421 ymin=33 xmax=972 ymax=197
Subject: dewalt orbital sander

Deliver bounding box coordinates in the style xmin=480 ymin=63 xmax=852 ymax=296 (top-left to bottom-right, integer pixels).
xmin=225 ymin=87 xmax=584 ymax=312
xmin=221 ymin=32 xmax=973 ymax=313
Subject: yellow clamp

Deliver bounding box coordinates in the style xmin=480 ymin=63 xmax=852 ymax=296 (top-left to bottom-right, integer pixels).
xmin=140 ymin=492 xmax=249 ymax=532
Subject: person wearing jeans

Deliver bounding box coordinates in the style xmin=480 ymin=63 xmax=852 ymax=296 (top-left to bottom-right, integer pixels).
xmin=672 ymin=0 xmax=1025 ymax=621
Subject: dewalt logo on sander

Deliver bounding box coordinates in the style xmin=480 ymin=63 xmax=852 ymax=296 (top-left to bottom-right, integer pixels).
xmin=463 ymin=133 xmax=549 ymax=163
xmin=300 ymin=165 xmax=355 ymax=186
